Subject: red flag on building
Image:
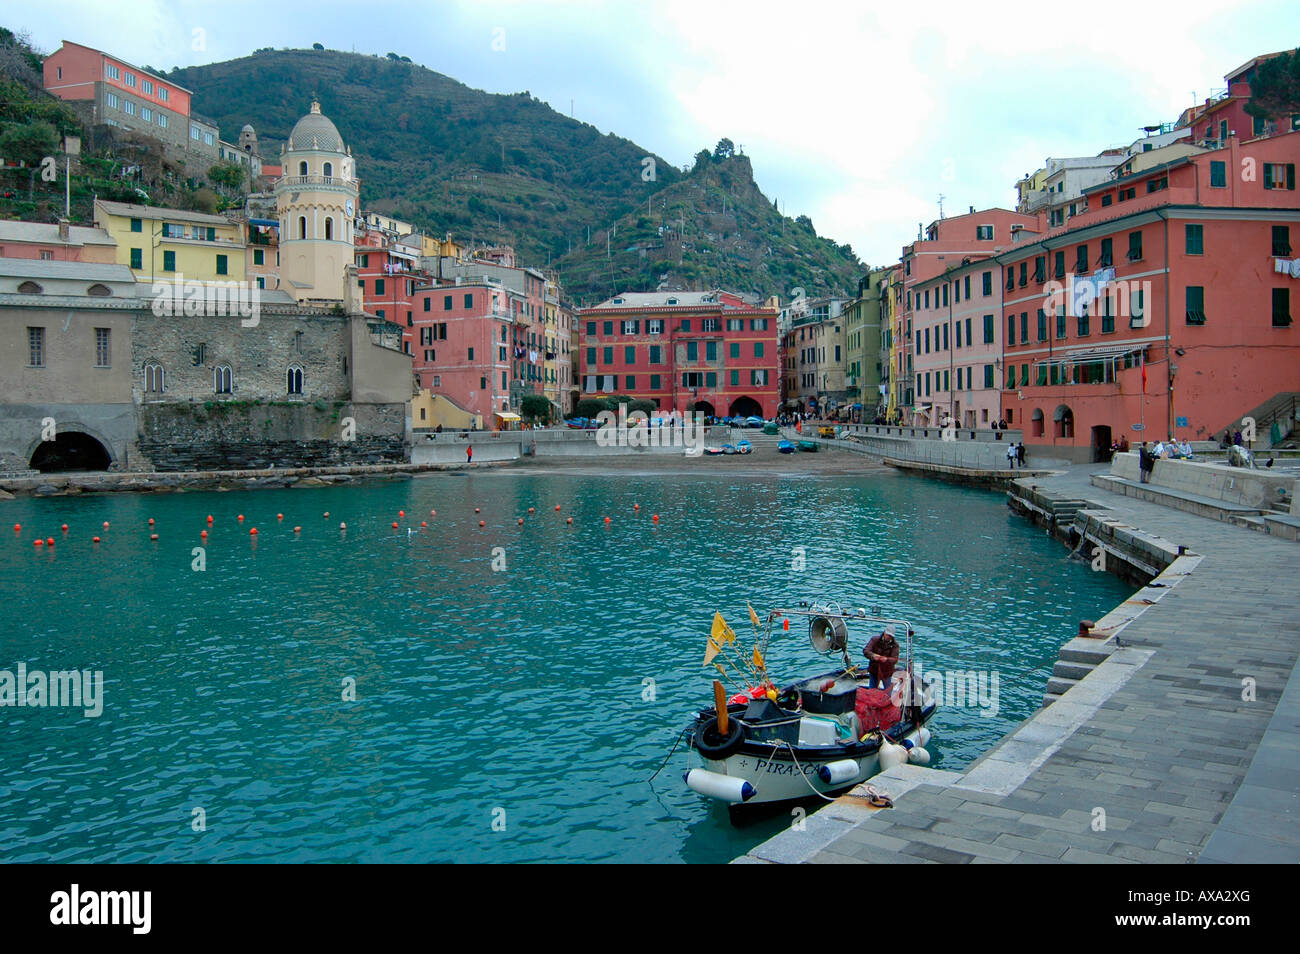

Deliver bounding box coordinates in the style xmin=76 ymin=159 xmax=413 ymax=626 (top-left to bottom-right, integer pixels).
xmin=1141 ymin=352 xmax=1147 ymax=394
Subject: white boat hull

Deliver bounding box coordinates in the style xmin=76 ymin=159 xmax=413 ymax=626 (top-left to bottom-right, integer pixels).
xmin=688 ymin=721 xmax=931 ymax=806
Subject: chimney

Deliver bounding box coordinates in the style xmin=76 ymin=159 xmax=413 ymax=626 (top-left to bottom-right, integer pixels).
xmin=57 ymin=218 xmax=70 ymax=242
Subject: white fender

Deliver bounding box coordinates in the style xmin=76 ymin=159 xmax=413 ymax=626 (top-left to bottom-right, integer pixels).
xmin=684 ymin=768 xmax=755 ymax=803
xmin=817 ymin=759 xmax=861 ymax=784
xmin=917 ymin=727 xmax=932 ymax=747
xmin=878 ymin=737 xmax=908 ymax=771
xmin=907 ymin=746 xmax=931 ymax=765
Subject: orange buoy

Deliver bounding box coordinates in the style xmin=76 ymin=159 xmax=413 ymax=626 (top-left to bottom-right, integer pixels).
xmin=398 ymin=510 xmax=405 ymax=517
xmin=340 ymin=522 xmax=347 ymax=530
xmin=527 ymin=507 xmax=535 ymax=514
xmin=566 ymin=517 xmax=573 ymax=525
xmin=392 ymin=522 xmax=399 ymax=529
xmin=604 ymin=516 xmax=612 ymax=524
xmin=206 ymin=515 xmax=214 ymax=524
xmin=150 ymin=534 xmax=159 ymax=541
xmin=103 ymin=521 xmax=110 ymax=529
xmin=47 ymin=537 xmax=55 ymax=545
xmin=475 ymin=507 xmax=481 ymax=514
xmin=277 ymin=513 xmax=284 ymax=521
xmin=61 ymin=524 xmax=68 ymax=532
xmin=200 ymin=530 xmax=208 ymax=539
xmin=237 ymin=514 xmax=244 ymax=522
xmin=12 ymin=524 xmax=20 ymax=532
xmin=148 ymin=518 xmax=155 ymax=526
xmin=782 ymin=618 xmax=790 ymax=631
xmin=324 ymin=512 xmax=330 ymax=518
xmin=293 ymin=526 xmax=302 ymax=533
xmin=517 ymin=518 xmax=524 ymax=525
xmin=92 ymin=536 xmax=101 ymax=543
xmin=420 ymin=521 xmax=427 ymax=528
xmin=249 ymin=527 xmax=258 ymax=535
xmin=478 ymin=520 xmax=485 ymax=527
xmin=554 ymin=504 xmax=561 ymax=511
xmin=634 ymin=504 xmax=640 ymax=511
xmin=34 ymin=539 xmax=44 ymax=547
xmin=652 ymin=514 xmax=659 ymax=522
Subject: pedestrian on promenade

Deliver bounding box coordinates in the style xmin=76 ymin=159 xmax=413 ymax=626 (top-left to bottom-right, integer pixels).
xmin=1007 ymin=442 xmax=1017 ymax=469
xmin=1017 ymin=442 xmax=1026 ymax=467
xmin=466 ymin=445 xmax=473 ymax=464
xmin=1233 ymin=429 xmax=1243 ymax=446
xmin=1138 ymin=442 xmax=1152 ymax=483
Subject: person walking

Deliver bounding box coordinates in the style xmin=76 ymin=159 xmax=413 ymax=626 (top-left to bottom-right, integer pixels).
xmin=466 ymin=445 xmax=473 ymax=465
xmin=1138 ymin=442 xmax=1153 ymax=483
xmin=1007 ymin=441 xmax=1017 ymax=469
xmin=1017 ymin=442 xmax=1026 ymax=467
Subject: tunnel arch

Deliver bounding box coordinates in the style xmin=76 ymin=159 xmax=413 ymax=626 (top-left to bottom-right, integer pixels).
xmin=28 ymin=431 xmax=113 ymax=473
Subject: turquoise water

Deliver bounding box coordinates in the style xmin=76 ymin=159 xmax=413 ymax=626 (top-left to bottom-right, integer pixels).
xmin=0 ymin=470 xmax=1130 ymax=863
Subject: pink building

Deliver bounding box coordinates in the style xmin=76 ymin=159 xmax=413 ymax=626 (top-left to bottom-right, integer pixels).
xmin=411 ymin=282 xmax=519 ymax=421
xmin=896 ymin=208 xmax=1038 ymax=423
xmin=0 ymin=220 xmax=117 ymax=263
xmin=1000 ymin=130 xmax=1300 ymax=460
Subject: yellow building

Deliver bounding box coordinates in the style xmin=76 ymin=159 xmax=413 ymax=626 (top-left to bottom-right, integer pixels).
xmin=411 ymin=388 xmax=483 ymax=430
xmin=94 ymin=199 xmax=246 ymax=284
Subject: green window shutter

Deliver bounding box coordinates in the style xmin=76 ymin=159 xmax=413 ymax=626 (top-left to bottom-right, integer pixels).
xmin=163 ymin=250 xmax=175 ymax=272
xmin=130 ymin=248 xmax=142 ymax=269
xmin=731 ymin=370 xmax=739 ymax=386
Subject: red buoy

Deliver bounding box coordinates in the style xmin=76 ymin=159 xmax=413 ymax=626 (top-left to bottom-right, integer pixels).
xmin=475 ymin=507 xmax=481 ymax=514
xmin=103 ymin=521 xmax=110 ymax=529
xmin=148 ymin=518 xmax=155 ymax=525
xmin=293 ymin=526 xmax=302 ymax=533
xmin=527 ymin=507 xmax=535 ymax=514
xmin=634 ymin=504 xmax=640 ymax=511
xmin=566 ymin=517 xmax=573 ymax=525
xmin=517 ymin=518 xmax=524 ymax=525
xmin=61 ymin=524 xmax=68 ymax=532
xmin=478 ymin=520 xmax=485 ymax=527
xmin=652 ymin=514 xmax=660 ymax=522
xmin=554 ymin=505 xmax=561 ymax=511
xmin=237 ymin=514 xmax=245 ymax=522
xmin=420 ymin=521 xmax=427 ymax=528
xmin=206 ymin=515 xmax=214 ymax=524
xmin=46 ymin=537 xmax=54 ymax=546
xmin=12 ymin=524 xmax=20 ymax=532
xmin=399 ymin=510 xmax=406 ymax=517
xmin=249 ymin=527 xmax=258 ymax=535
xmin=392 ymin=522 xmax=399 ymax=528
xmin=277 ymin=513 xmax=284 ymax=521
xmin=200 ymin=530 xmax=208 ymax=538
xmin=150 ymin=534 xmax=158 ymax=541
xmin=92 ymin=536 xmax=101 ymax=543
xmin=34 ymin=539 xmax=43 ymax=547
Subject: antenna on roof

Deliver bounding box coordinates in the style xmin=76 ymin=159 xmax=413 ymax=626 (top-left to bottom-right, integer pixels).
xmin=937 ymin=194 xmax=945 ymax=219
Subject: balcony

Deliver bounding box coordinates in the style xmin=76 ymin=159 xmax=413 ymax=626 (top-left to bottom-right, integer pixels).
xmin=278 ymin=174 xmax=358 ymax=188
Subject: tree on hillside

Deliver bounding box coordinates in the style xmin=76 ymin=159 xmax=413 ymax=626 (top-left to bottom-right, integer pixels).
xmin=207 ymin=160 xmax=246 ymax=193
xmin=0 ymin=119 xmax=59 ymax=198
xmin=713 ymin=138 xmax=734 ymax=160
xmin=313 ymin=43 xmax=325 ymax=51
xmin=1245 ymin=48 xmax=1300 ymax=122
xmin=693 ymin=149 xmax=712 ymax=170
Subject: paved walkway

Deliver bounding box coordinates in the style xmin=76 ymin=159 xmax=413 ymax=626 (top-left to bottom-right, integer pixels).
xmin=739 ymin=463 xmax=1299 ymax=864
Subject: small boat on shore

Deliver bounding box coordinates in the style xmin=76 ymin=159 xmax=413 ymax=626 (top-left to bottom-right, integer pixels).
xmin=704 ymin=446 xmax=725 ymax=456
xmin=679 ymin=602 xmax=938 ymax=819
xmin=736 ymin=439 xmax=753 ymax=455
xmin=797 ymin=440 xmax=818 ymax=452
xmin=777 ymin=440 xmax=795 ymax=454
xmin=722 ymin=443 xmax=737 ymax=455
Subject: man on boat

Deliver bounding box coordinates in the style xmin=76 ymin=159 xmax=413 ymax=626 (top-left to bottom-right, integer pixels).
xmin=863 ymin=625 xmax=900 ymax=689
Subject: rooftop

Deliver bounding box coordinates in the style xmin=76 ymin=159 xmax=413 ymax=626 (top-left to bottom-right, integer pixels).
xmin=0 ymin=221 xmax=115 ymax=247
xmin=95 ymin=200 xmax=234 ymax=227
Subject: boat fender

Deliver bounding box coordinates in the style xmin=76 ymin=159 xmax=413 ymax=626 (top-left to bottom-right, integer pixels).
xmin=907 ymin=746 xmax=931 ymax=765
xmin=684 ymin=768 xmax=755 ymax=803
xmin=817 ymin=759 xmax=860 ymax=784
xmin=878 ymin=737 xmax=908 ymax=771
xmin=917 ymin=727 xmax=932 ymax=747
xmin=693 ymin=715 xmax=745 ymax=761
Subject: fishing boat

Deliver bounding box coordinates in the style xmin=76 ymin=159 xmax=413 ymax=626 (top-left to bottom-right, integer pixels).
xmin=797 ymin=440 xmax=819 ymax=452
xmin=679 ymin=602 xmax=938 ymax=816
xmin=721 ymin=443 xmax=737 ymax=455
xmin=736 ymin=439 xmax=753 ymax=455
xmin=777 ymin=440 xmax=795 ymax=454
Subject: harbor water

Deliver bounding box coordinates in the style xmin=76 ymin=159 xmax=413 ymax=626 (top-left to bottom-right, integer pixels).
xmin=0 ymin=469 xmax=1131 ymax=863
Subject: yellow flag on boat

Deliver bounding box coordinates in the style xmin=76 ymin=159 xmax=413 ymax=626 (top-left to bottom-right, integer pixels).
xmin=703 ymin=612 xmax=735 ymax=666
xmin=752 ymin=645 xmax=765 ymax=671
xmin=748 ymin=602 xmax=761 ymax=628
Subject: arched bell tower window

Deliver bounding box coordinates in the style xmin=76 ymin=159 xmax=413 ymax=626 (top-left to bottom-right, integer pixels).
xmin=298 ymin=216 xmax=307 ymax=240
xmin=323 ymin=161 xmax=333 ymax=177
xmin=325 ymin=217 xmax=333 ymax=241
xmin=298 ymin=160 xmax=308 ymax=176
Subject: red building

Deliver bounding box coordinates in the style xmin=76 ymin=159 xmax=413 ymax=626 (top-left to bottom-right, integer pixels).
xmin=999 ymin=131 xmax=1300 ymax=461
xmin=355 ymin=225 xmax=427 ymax=355
xmin=578 ymin=291 xmax=780 ymax=418
xmin=410 ymin=281 xmax=520 ymax=421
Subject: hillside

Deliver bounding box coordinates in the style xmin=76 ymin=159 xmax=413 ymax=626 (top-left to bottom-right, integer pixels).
xmin=171 ymin=48 xmax=864 ymax=303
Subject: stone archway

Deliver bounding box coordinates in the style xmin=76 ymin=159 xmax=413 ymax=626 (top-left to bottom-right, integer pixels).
xmin=690 ymin=400 xmax=716 ymax=418
xmin=29 ymin=431 xmax=113 ymax=472
xmin=727 ymin=396 xmax=763 ymax=419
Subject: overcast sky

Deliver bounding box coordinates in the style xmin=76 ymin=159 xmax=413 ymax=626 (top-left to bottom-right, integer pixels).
xmin=13 ymin=0 xmax=1300 ymax=268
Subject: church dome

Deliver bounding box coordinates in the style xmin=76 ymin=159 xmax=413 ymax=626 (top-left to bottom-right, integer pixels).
xmin=287 ymin=102 xmax=343 ymax=152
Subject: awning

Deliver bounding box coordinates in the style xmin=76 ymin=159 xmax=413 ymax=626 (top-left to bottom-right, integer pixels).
xmin=248 ymin=217 xmax=278 ymax=227
xmin=495 ymin=412 xmax=521 ymax=421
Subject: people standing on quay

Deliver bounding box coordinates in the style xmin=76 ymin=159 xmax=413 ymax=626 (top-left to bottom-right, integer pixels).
xmin=1138 ymin=442 xmax=1153 ymax=483
xmin=466 ymin=445 xmax=473 ymax=465
xmin=1007 ymin=441 xmax=1017 ymax=469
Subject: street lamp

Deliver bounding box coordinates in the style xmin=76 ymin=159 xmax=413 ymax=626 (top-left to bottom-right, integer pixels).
xmin=62 ymin=135 xmax=80 ymax=219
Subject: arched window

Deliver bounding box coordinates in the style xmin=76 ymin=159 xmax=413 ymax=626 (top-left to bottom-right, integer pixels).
xmin=323 ymin=161 xmax=333 ymax=177
xmin=298 ymin=160 xmax=308 ymax=176
xmin=324 ymin=216 xmax=333 ymax=241
xmin=298 ymin=216 xmax=307 ymax=240
xmin=214 ymin=365 xmax=232 ymax=395
xmin=17 ymin=281 xmax=42 ymax=294
xmin=87 ymin=283 xmax=112 ymax=297
xmin=1054 ymin=405 xmax=1074 ymax=439
xmin=1031 ymin=408 xmax=1045 ymax=438
xmin=286 ymin=365 xmax=304 ymax=395
xmin=144 ymin=363 xmax=165 ymax=394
